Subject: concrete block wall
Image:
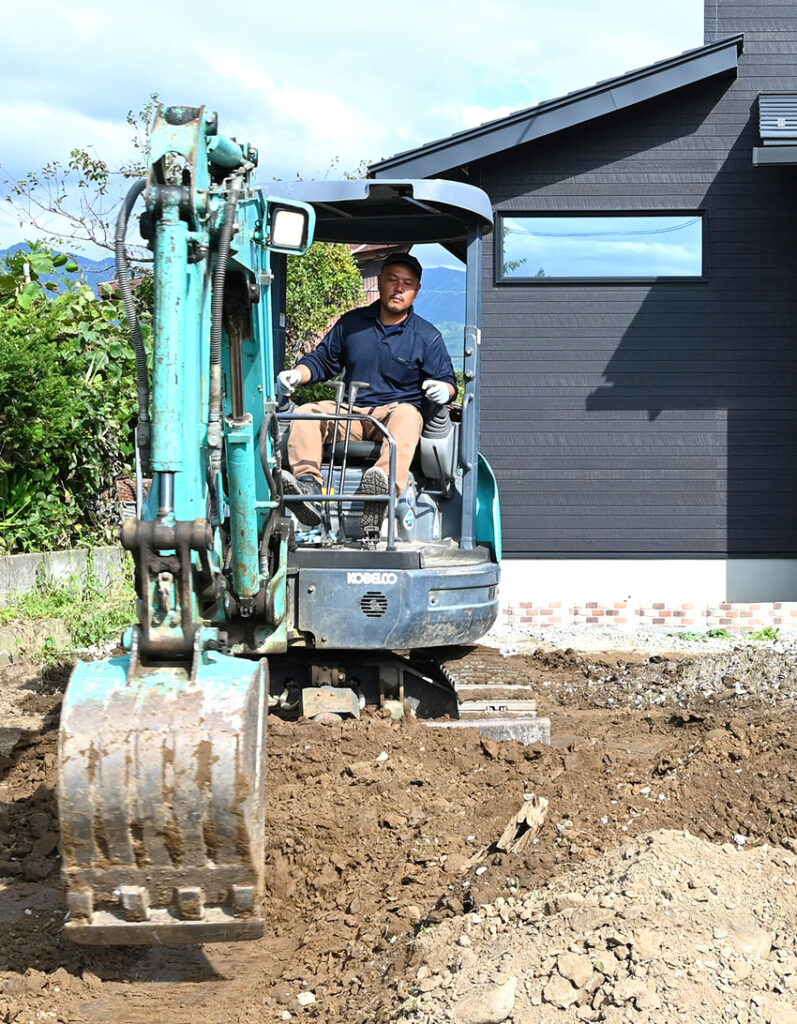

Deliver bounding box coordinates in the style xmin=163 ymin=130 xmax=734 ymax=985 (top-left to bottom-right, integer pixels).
xmin=0 ymin=546 xmax=124 ymax=606
xmin=501 ymin=599 xmax=794 ymax=632
xmin=499 ymin=560 xmax=797 ymax=632
xmin=0 ymin=546 xmax=126 ymax=665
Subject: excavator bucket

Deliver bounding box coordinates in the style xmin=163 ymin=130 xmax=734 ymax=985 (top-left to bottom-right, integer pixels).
xmin=57 ymin=650 xmax=268 ymax=945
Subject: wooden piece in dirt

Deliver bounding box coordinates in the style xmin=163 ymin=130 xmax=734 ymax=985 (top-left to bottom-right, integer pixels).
xmin=496 ymin=794 xmax=549 ymax=854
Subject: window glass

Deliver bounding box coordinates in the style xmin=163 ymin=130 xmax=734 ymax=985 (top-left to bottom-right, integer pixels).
xmin=499 ymin=214 xmax=703 ymax=280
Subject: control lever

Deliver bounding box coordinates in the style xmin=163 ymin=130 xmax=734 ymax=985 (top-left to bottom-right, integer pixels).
xmin=339 ymin=380 xmax=369 ymax=521
xmin=323 ymin=380 xmax=346 ymax=530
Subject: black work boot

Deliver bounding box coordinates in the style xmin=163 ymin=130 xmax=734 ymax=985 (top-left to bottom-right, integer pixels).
xmin=281 ymin=471 xmax=323 ymax=527
xmin=360 ymin=466 xmax=389 ymax=540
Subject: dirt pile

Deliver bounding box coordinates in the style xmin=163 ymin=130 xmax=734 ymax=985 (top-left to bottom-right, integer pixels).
xmin=400 ymin=829 xmax=797 ymax=1023
xmin=2 ymin=642 xmax=797 ymax=1022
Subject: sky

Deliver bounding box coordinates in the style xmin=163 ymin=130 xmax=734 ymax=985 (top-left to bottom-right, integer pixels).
xmin=0 ymin=0 xmax=704 ymax=257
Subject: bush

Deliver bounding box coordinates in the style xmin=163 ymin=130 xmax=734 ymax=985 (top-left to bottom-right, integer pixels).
xmin=0 ymin=246 xmax=143 ymax=553
xmin=285 ymin=241 xmax=364 ymax=364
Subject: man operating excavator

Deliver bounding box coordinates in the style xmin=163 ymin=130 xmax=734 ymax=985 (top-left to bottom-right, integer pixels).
xmin=277 ymin=252 xmax=456 ymax=538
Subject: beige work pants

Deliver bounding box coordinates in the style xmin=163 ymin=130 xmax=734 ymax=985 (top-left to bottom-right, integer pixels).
xmin=287 ymin=400 xmax=423 ymax=494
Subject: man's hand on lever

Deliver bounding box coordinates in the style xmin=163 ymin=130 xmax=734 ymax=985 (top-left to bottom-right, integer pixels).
xmin=422 ymin=378 xmax=453 ymax=405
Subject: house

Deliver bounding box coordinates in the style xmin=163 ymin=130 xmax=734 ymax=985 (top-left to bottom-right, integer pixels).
xmin=349 ymin=244 xmax=411 ymax=305
xmin=369 ymin=0 xmax=797 ymax=632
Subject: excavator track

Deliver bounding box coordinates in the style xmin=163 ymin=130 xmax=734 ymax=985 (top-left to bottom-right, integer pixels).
xmin=270 ymin=647 xmax=550 ymax=742
xmin=409 ymin=648 xmax=551 ymax=745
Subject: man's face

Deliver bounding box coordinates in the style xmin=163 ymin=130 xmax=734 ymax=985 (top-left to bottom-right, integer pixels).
xmin=378 ymin=263 xmax=421 ymax=318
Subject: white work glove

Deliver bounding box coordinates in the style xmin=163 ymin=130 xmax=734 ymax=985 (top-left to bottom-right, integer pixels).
xmin=422 ymin=379 xmax=451 ymax=405
xmin=277 ymin=368 xmax=303 ymax=396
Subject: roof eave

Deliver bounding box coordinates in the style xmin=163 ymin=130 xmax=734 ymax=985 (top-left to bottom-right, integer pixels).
xmin=369 ymin=34 xmax=743 ymax=179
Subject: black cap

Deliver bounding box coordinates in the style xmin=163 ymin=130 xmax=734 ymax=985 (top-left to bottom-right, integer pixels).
xmin=381 ymin=252 xmax=422 ymax=280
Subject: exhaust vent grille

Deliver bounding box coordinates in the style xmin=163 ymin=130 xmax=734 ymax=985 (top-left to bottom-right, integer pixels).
xmin=360 ymin=591 xmax=388 ymax=618
xmin=759 ymin=93 xmax=797 ymax=144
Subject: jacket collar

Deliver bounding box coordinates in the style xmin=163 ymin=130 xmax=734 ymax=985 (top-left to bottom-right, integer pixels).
xmin=367 ymin=299 xmax=414 ymax=331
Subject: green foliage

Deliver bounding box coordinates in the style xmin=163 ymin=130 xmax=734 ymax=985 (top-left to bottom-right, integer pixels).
xmin=0 ymin=244 xmax=146 ymax=553
xmin=675 ymin=628 xmax=734 ymax=641
xmin=0 ymin=559 xmax=136 ymax=662
xmin=285 ymin=242 xmax=364 ymax=365
xmin=120 ymin=93 xmax=160 ymax=179
xmin=291 ymin=380 xmax=337 ymax=404
xmin=749 ymin=625 xmax=780 ymax=641
xmin=672 ymin=625 xmax=780 ymax=643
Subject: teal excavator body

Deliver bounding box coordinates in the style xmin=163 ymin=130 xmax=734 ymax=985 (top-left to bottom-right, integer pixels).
xmin=57 ymin=105 xmax=501 ymax=945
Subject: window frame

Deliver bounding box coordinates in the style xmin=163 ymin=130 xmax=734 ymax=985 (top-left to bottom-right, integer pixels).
xmin=494 ymin=210 xmax=708 ymax=285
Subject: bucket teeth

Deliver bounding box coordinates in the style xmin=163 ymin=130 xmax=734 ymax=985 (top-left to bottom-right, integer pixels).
xmin=176 ymin=886 xmax=205 ymax=920
xmin=58 ymin=653 xmax=269 ymax=945
xmin=119 ymin=886 xmax=150 ymax=922
xmin=232 ymin=884 xmax=255 ymax=917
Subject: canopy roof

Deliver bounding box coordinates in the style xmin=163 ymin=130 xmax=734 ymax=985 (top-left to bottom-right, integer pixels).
xmin=267 ymin=178 xmax=493 ymax=260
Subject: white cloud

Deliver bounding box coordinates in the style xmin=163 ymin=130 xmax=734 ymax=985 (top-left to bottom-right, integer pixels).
xmin=458 ymin=104 xmax=518 ymax=130
xmin=1 ymin=102 xmax=132 ymax=173
xmin=0 ymin=0 xmax=704 ymax=247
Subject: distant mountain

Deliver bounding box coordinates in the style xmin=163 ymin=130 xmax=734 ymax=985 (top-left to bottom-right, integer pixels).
xmin=0 ymin=247 xmax=467 ymax=362
xmin=0 ymin=243 xmax=114 ymax=293
xmin=413 ymin=266 xmax=465 ymax=325
xmin=0 ymin=249 xmax=466 ymax=321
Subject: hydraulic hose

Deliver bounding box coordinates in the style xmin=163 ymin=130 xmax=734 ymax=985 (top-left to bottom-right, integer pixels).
xmin=258 ymin=411 xmax=282 ymax=500
xmin=209 ymin=176 xmax=244 ymax=442
xmin=114 ymin=180 xmax=150 ymax=448
xmin=258 ymin=412 xmax=282 ymax=568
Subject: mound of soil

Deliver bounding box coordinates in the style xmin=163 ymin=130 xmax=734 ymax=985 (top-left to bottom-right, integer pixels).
xmin=400 ymin=829 xmax=797 ymax=1023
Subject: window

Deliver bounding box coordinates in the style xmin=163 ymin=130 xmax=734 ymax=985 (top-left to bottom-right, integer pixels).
xmin=497 ymin=213 xmax=704 ymax=282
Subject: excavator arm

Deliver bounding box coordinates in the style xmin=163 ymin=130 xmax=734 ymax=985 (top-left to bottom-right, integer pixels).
xmin=57 ymin=105 xmax=314 ymax=944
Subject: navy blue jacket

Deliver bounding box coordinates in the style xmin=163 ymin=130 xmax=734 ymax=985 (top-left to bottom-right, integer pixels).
xmin=297 ymin=301 xmax=455 ymax=409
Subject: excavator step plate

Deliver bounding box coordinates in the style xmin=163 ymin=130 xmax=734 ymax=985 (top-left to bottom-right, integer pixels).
xmin=429 ymin=680 xmax=550 ymax=745
xmin=430 ymin=716 xmax=551 ymax=745
xmin=457 ymin=698 xmax=538 ymax=719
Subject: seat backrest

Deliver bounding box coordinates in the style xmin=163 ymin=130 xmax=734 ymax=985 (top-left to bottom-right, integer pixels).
xmin=322 ymin=439 xmax=382 ymax=465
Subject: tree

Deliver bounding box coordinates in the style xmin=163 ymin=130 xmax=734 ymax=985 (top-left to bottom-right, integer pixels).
xmin=0 ymin=105 xmax=366 ymax=550
xmin=0 ymin=247 xmax=145 ymax=553
xmin=4 ymin=99 xmax=365 ymax=350
xmin=284 ymin=241 xmax=365 ymax=368
xmin=2 ymin=95 xmax=159 ymax=261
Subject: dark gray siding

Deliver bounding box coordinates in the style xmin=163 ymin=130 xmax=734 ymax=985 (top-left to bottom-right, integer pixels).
xmin=470 ymin=8 xmax=797 ymax=558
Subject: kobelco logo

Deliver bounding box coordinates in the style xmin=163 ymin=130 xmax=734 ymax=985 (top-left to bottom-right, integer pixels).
xmin=346 ymin=571 xmax=398 ymax=585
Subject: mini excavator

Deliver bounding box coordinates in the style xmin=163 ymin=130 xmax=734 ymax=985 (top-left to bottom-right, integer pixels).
xmin=57 ymin=105 xmax=503 ymax=946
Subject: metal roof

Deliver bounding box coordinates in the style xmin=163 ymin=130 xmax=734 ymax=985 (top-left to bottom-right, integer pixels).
xmin=369 ymin=35 xmax=743 ymax=179
xmin=268 ymin=178 xmax=493 ymax=260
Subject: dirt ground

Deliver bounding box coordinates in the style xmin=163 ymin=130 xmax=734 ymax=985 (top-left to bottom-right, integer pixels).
xmin=2 ymin=640 xmax=797 ymax=1023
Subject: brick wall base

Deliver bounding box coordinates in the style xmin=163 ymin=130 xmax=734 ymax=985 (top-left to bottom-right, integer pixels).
xmin=501 ymin=600 xmax=796 ymax=632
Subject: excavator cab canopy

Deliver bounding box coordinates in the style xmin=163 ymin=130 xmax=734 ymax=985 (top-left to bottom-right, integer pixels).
xmin=268 ymin=178 xmax=493 ymax=260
